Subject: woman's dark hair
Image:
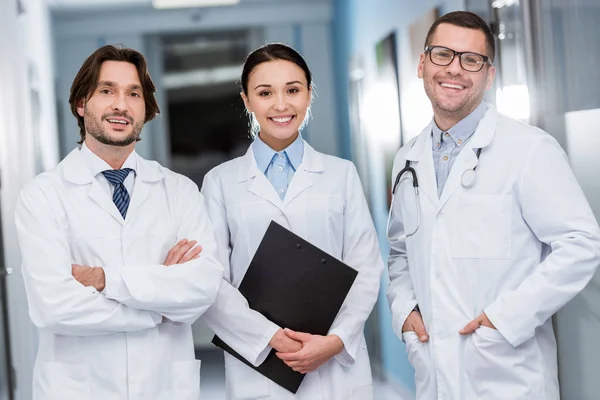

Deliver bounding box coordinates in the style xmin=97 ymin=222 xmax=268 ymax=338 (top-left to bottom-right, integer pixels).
xmin=241 ymin=43 xmax=312 ymax=94
xmin=68 ymin=44 xmax=160 ymax=143
xmin=424 ymin=11 xmax=496 ymax=62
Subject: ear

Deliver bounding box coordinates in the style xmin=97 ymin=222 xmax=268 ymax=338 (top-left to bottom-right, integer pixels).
xmin=417 ymin=53 xmax=426 ymax=79
xmin=76 ymin=99 xmax=85 ymax=117
xmin=240 ymin=92 xmax=252 ymax=113
xmin=485 ymin=65 xmax=497 ymax=91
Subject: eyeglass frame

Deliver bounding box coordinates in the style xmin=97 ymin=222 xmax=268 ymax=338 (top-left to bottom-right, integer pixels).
xmin=424 ymin=45 xmax=492 ymax=72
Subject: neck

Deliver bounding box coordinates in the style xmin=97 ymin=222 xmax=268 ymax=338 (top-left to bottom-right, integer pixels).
xmin=85 ymin=137 xmax=135 ymax=170
xmin=260 ymin=131 xmax=299 ymax=152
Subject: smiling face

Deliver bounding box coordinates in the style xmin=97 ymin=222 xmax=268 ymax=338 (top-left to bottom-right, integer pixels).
xmin=418 ymin=23 xmax=496 ymax=130
xmin=241 ymin=59 xmax=312 ymax=151
xmin=76 ymin=60 xmax=145 ymax=150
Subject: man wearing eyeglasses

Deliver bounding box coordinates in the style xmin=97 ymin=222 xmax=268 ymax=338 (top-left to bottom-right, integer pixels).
xmin=386 ymin=10 xmax=600 ymax=399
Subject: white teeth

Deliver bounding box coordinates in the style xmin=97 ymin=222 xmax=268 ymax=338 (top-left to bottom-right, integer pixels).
xmin=441 ymin=83 xmax=465 ymax=90
xmin=107 ymin=119 xmax=127 ymax=125
xmin=272 ymin=117 xmax=292 ymax=123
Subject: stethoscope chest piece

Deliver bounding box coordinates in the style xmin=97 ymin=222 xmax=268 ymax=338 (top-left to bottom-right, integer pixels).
xmin=461 ymin=168 xmax=476 ymax=188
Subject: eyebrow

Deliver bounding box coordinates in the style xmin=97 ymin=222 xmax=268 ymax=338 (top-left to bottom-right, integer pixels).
xmin=253 ymin=81 xmax=304 ymax=90
xmin=97 ymin=81 xmax=143 ymax=91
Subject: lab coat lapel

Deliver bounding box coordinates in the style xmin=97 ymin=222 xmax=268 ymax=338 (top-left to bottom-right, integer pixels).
xmin=238 ymin=147 xmax=285 ymax=211
xmin=62 ymin=148 xmax=126 ymax=225
xmin=127 ymin=154 xmax=163 ymax=220
xmin=405 ymin=123 xmax=439 ymax=209
xmin=282 ymin=141 xmax=322 ymax=207
xmin=438 ymin=105 xmax=498 ymax=211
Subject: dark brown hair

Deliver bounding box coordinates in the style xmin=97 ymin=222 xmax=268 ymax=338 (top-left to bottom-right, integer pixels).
xmin=424 ymin=11 xmax=496 ymax=62
xmin=241 ymin=43 xmax=312 ymax=94
xmin=68 ymin=44 xmax=160 ymax=143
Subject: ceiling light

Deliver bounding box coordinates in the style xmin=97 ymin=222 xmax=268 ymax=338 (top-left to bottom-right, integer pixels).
xmin=153 ymin=0 xmax=241 ymax=9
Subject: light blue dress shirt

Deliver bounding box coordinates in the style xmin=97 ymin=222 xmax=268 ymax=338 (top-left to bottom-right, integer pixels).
xmin=252 ymin=134 xmax=304 ymax=200
xmin=431 ymin=102 xmax=489 ymax=197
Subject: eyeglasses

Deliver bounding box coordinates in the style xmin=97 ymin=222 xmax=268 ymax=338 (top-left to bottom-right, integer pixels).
xmin=425 ymin=45 xmax=492 ymax=72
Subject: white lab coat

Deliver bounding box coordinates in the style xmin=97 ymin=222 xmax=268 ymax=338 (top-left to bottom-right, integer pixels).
xmin=200 ymin=141 xmax=383 ymax=400
xmin=15 ymin=147 xmax=224 ymax=400
xmin=387 ymin=105 xmax=600 ymax=399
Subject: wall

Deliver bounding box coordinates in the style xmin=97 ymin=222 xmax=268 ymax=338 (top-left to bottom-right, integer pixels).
xmin=52 ymin=0 xmax=339 ymax=163
xmin=0 ymin=0 xmax=59 ymax=399
xmin=332 ymin=0 xmax=465 ymax=394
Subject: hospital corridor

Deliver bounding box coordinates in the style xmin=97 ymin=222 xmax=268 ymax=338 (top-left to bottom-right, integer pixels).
xmin=1 ymin=0 xmax=600 ymax=399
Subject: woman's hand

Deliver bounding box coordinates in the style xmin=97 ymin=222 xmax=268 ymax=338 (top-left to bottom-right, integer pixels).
xmin=275 ymin=329 xmax=344 ymax=374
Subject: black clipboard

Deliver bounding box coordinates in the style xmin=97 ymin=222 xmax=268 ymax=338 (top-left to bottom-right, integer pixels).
xmin=212 ymin=221 xmax=358 ymax=393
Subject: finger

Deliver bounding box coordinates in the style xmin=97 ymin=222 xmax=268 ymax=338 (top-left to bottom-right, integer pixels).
xmin=180 ymin=246 xmax=203 ymax=263
xmin=164 ymin=239 xmax=188 ymax=265
xmin=412 ymin=319 xmax=429 ymax=342
xmin=276 ymin=352 xmax=301 ymax=362
xmin=171 ymin=240 xmax=198 ymax=264
xmin=284 ymin=328 xmax=312 ymax=342
xmin=459 ymin=319 xmax=480 ymax=335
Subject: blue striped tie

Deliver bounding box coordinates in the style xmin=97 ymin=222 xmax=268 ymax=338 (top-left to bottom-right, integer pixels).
xmin=102 ymin=168 xmax=133 ymax=219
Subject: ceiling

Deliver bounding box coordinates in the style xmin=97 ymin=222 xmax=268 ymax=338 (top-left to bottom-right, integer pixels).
xmin=45 ymin=0 xmax=299 ymax=11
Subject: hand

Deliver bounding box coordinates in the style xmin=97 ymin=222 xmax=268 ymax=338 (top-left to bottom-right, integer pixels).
xmin=72 ymin=264 xmax=105 ymax=291
xmin=459 ymin=312 xmax=496 ymax=335
xmin=164 ymin=239 xmax=202 ymax=266
xmin=269 ymin=328 xmax=303 ymax=353
xmin=276 ymin=329 xmax=344 ymax=374
xmin=402 ymin=310 xmax=429 ymax=342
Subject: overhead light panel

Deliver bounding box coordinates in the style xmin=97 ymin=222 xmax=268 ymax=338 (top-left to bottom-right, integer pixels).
xmin=153 ymin=0 xmax=241 ymax=9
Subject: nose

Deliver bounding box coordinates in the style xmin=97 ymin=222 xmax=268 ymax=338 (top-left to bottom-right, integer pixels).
xmin=111 ymin=92 xmax=128 ymax=113
xmin=273 ymin=92 xmax=287 ymax=111
xmin=444 ymin=54 xmax=463 ymax=75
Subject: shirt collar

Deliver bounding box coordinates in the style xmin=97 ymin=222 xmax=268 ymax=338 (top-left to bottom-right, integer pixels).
xmin=432 ymin=101 xmax=489 ymax=146
xmin=80 ymin=141 xmax=138 ymax=177
xmin=252 ymin=133 xmax=304 ymax=173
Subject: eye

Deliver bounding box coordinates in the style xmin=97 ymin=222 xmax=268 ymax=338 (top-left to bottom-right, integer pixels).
xmin=288 ymin=87 xmax=300 ymax=94
xmin=130 ymin=92 xmax=142 ymax=98
xmin=99 ymin=89 xmax=112 ymax=95
xmin=258 ymin=91 xmax=272 ymax=97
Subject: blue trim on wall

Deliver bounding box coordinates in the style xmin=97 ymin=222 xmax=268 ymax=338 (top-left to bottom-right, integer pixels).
xmin=331 ymin=0 xmax=353 ymax=161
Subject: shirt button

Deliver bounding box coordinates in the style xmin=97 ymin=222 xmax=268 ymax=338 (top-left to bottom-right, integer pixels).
xmin=445 ymin=133 xmax=450 ymax=137
xmin=278 ymin=188 xmax=285 ymax=194
xmin=443 ymin=156 xmax=449 ymax=161
xmin=278 ymin=154 xmax=284 ymax=159
xmin=457 ymin=139 xmax=463 ymax=145
xmin=277 ymin=166 xmax=283 ymax=172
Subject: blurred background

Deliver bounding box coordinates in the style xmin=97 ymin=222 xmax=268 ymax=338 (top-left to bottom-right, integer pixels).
xmin=1 ymin=0 xmax=599 ymax=399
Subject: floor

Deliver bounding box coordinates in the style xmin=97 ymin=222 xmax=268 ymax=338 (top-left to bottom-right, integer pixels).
xmin=197 ymin=349 xmax=410 ymax=400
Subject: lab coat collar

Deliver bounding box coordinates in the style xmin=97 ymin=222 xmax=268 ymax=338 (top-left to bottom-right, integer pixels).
xmin=62 ymin=147 xmax=163 ymax=225
xmin=237 ymin=140 xmax=324 ymax=210
xmin=437 ymin=104 xmax=498 ymax=210
xmin=62 ymin=146 xmax=163 ymax=185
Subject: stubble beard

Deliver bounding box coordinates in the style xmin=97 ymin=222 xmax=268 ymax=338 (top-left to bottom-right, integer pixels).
xmin=84 ymin=107 xmax=143 ymax=147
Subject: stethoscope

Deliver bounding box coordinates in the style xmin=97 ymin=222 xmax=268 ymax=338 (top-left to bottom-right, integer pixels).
xmin=386 ymin=148 xmax=483 ymax=242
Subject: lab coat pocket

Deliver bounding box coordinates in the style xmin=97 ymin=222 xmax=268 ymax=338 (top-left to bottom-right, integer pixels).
xmin=465 ymin=328 xmax=544 ymax=399
xmin=34 ymin=361 xmax=90 ymax=400
xmin=449 ymin=194 xmax=512 ymax=259
xmin=225 ymin=357 xmax=271 ymax=399
xmin=402 ymin=332 xmax=434 ymax=398
xmin=172 ymin=360 xmax=201 ymax=400
xmin=345 ymin=344 xmax=373 ymax=390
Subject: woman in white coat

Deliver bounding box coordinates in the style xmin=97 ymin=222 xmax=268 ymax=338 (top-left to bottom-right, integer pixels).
xmin=200 ymin=43 xmax=383 ymax=400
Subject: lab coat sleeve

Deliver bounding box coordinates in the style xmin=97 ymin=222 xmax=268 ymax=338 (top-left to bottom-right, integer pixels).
xmin=15 ymin=183 xmax=161 ymax=336
xmin=102 ymin=177 xmax=224 ymax=325
xmin=329 ymin=164 xmax=384 ymax=366
xmin=386 ymin=155 xmax=419 ymax=340
xmin=484 ymin=135 xmax=600 ymax=347
xmin=199 ymin=171 xmax=280 ymax=367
